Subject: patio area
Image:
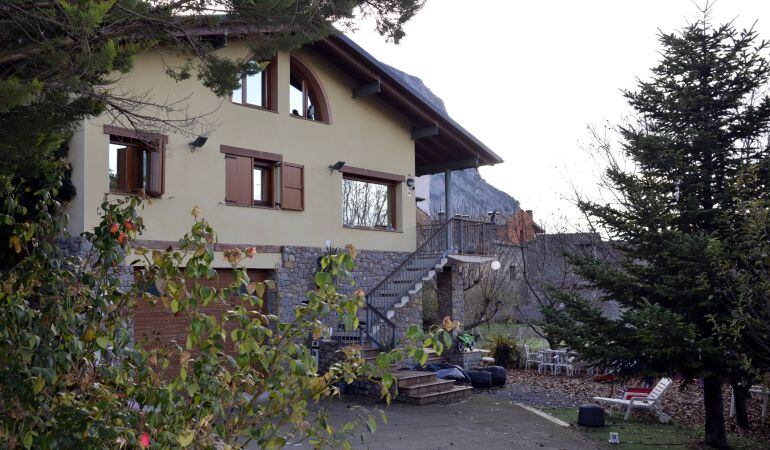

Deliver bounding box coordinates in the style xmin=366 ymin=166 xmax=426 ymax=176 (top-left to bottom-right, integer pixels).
xmin=284 ymin=394 xmax=596 ymax=449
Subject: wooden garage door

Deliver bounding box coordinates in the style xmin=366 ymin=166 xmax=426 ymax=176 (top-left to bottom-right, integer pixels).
xmin=133 ymin=269 xmax=270 ymax=376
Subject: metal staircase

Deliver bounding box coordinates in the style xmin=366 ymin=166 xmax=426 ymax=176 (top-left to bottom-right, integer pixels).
xmin=332 ymin=217 xmax=499 ymax=350
xmin=363 ymin=218 xmax=452 ymax=348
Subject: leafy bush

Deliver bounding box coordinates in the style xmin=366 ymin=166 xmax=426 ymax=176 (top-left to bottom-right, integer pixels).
xmin=0 ymin=176 xmax=453 ymax=449
xmin=488 ymin=333 xmax=520 ymax=369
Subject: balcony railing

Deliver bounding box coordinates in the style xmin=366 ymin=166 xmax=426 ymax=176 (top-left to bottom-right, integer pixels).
xmin=418 ymin=216 xmax=502 ymax=256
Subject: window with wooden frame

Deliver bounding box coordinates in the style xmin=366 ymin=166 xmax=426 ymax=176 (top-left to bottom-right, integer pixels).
xmin=341 ymin=170 xmax=401 ymax=230
xmin=289 ymin=56 xmax=329 ymax=122
xmin=105 ymin=126 xmax=165 ymax=197
xmin=224 ymin=154 xmax=276 ymax=207
xmin=221 ymin=145 xmax=304 ymax=211
xmin=231 ymin=57 xmax=277 ymax=110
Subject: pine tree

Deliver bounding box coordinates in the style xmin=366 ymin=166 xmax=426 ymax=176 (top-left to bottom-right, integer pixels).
xmin=550 ymin=13 xmax=770 ymax=448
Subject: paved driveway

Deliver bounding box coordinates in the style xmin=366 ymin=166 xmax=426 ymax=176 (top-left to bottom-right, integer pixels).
xmin=283 ymin=393 xmax=596 ymax=450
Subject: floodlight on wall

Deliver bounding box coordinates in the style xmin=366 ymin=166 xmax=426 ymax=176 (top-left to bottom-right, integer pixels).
xmin=189 ymin=135 xmax=208 ymax=152
xmin=406 ymin=175 xmax=416 ymax=197
xmin=328 ymin=161 xmax=345 ymax=174
xmin=490 ymin=260 xmax=501 ymax=271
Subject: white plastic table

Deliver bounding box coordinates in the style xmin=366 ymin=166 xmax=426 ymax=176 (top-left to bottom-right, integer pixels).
xmin=537 ymin=349 xmax=576 ymax=375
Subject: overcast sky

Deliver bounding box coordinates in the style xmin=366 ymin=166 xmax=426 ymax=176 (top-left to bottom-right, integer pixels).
xmin=348 ymin=0 xmax=770 ymax=230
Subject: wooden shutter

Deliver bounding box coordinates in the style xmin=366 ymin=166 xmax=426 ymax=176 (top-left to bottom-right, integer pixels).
xmin=125 ymin=146 xmax=143 ymax=192
xmin=225 ymin=154 xmax=252 ymax=206
xmin=281 ymin=163 xmax=304 ymax=211
xmin=116 ymin=146 xmax=128 ymax=191
xmin=145 ymin=146 xmax=165 ymax=197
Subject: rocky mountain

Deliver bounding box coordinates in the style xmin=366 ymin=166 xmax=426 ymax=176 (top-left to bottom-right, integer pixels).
xmin=384 ymin=65 xmax=520 ymax=219
xmin=427 ymin=169 xmax=520 ymax=218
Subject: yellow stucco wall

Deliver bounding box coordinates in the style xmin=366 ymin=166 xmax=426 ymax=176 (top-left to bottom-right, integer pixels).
xmin=67 ymin=42 xmax=418 ymax=265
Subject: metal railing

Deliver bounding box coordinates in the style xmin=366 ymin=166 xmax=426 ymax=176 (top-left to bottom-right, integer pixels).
xmin=363 ymin=219 xmax=453 ymax=348
xmin=418 ymin=216 xmax=502 ymax=256
xmin=328 ymin=217 xmax=500 ymax=349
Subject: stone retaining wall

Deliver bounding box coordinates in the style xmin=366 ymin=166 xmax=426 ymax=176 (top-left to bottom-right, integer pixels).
xmin=447 ymin=348 xmax=492 ymax=370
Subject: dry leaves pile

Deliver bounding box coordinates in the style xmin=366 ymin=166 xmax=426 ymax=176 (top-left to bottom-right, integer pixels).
xmin=487 ymin=369 xmax=770 ymax=441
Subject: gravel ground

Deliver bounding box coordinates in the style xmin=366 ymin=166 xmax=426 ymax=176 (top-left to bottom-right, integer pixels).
xmin=483 ymin=369 xmax=770 ymax=441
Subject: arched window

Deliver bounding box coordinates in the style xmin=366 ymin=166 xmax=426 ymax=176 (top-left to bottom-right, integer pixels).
xmin=232 ymin=57 xmax=277 ymax=110
xmin=289 ymin=56 xmax=329 ymax=123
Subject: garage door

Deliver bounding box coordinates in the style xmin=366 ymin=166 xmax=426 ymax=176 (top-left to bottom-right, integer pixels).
xmin=133 ymin=269 xmax=271 ymax=375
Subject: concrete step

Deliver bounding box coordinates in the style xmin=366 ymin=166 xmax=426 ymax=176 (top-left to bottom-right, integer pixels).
xmin=377 ymin=292 xmax=403 ymax=297
xmin=391 ymin=370 xmax=437 ymax=388
xmin=399 ymin=379 xmax=457 ymax=396
xmin=421 ymin=348 xmax=447 ymax=365
xmin=403 ymin=385 xmax=473 ymax=406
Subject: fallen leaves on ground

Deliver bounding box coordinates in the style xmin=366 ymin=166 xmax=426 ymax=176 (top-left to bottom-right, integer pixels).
xmin=484 ymin=369 xmax=770 ymax=442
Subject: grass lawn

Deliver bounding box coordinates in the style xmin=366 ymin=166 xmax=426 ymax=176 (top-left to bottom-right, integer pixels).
xmin=476 ymin=322 xmax=549 ymax=349
xmin=545 ymin=407 xmax=765 ymax=449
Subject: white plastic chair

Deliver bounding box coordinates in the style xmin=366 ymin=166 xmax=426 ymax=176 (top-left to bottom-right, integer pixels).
xmin=537 ymin=350 xmax=556 ymax=374
xmin=523 ymin=345 xmax=541 ymax=370
xmin=592 ymin=378 xmax=673 ymax=422
xmin=554 ymin=353 xmax=575 ymax=377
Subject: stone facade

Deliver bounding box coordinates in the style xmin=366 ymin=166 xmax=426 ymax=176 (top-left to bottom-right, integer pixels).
xmin=59 ymin=236 xmax=134 ymax=292
xmin=275 ymin=246 xmax=411 ymax=322
xmin=436 ymin=266 xmax=464 ymax=330
xmin=61 ymin=238 xmax=429 ymax=355
xmin=312 ymin=339 xmax=343 ymax=375
xmin=393 ymin=289 xmax=423 ymax=347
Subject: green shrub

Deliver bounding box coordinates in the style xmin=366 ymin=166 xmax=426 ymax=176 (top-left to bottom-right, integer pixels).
xmin=488 ymin=333 xmax=520 ymax=369
xmin=0 ymin=178 xmax=454 ymax=449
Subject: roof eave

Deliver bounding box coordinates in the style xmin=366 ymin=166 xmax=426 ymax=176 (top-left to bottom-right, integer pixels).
xmin=315 ymin=34 xmax=503 ymax=169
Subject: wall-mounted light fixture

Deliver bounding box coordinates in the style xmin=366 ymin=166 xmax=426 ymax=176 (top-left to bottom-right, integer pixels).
xmin=189 ymin=135 xmax=208 ymax=152
xmin=406 ymin=175 xmax=416 ymax=197
xmin=328 ymin=161 xmax=345 ymax=174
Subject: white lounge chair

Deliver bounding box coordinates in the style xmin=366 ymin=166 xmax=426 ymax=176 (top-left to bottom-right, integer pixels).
xmin=592 ymin=377 xmax=672 ymax=422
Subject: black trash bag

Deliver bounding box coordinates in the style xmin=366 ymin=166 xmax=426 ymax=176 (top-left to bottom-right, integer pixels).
xmin=435 ymin=365 xmax=470 ymax=383
xmin=423 ymin=362 xmax=452 ymax=372
xmin=482 ymin=366 xmax=507 ymax=387
xmin=467 ymin=370 xmax=493 ymax=389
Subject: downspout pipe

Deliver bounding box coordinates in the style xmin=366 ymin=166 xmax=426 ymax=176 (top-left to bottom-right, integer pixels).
xmin=445 ymin=168 xmax=452 ymax=251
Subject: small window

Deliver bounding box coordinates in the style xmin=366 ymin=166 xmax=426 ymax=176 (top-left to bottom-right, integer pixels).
xmin=252 ymin=162 xmax=271 ymax=206
xmin=108 ymin=136 xmax=163 ymax=197
xmin=289 ymin=56 xmax=328 ymax=122
xmin=225 ymin=154 xmax=275 ymax=207
xmin=342 ymin=176 xmax=396 ymax=230
xmin=232 ymin=59 xmax=275 ymax=110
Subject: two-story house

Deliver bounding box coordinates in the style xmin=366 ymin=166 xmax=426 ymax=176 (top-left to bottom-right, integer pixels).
xmin=65 ymin=28 xmax=503 ymax=355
